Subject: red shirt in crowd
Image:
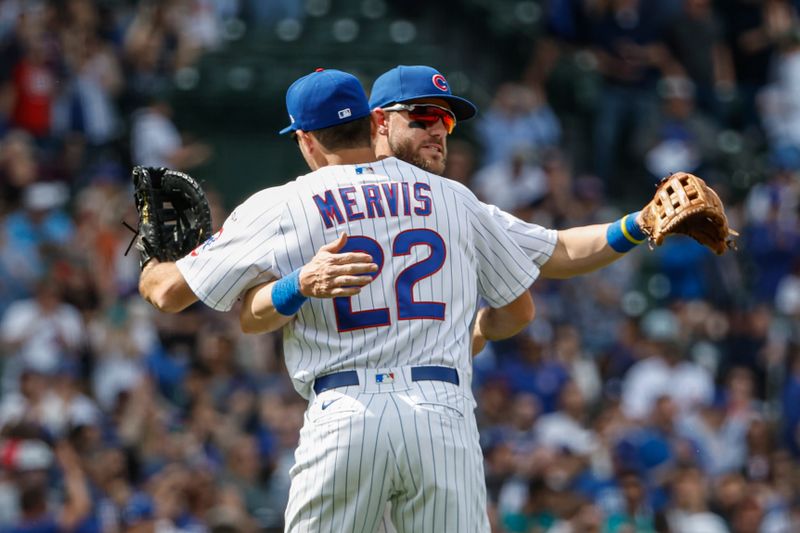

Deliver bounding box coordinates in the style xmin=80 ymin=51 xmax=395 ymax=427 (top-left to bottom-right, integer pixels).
xmin=12 ymin=59 xmax=56 ymax=137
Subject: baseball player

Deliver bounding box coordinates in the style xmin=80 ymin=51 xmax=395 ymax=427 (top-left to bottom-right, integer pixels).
xmin=369 ymin=65 xmax=651 ymax=283
xmin=139 ymin=69 xmax=538 ymax=532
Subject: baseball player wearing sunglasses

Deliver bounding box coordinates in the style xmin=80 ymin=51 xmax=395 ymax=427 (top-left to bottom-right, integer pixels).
xmin=369 ymin=67 xmax=659 ymax=350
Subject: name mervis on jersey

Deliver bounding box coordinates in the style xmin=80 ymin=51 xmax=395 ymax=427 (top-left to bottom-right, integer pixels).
xmin=312 ymin=181 xmax=432 ymax=228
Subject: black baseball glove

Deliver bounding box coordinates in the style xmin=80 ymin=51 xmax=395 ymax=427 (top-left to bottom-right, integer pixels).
xmin=132 ymin=166 xmax=212 ymax=269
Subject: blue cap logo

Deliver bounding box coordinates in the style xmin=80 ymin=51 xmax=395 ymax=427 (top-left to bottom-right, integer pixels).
xmin=279 ymin=69 xmax=370 ymax=135
xmin=432 ymin=74 xmax=448 ymax=92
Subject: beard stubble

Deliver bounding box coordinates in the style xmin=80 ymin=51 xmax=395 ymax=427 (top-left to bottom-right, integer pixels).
xmin=389 ymin=136 xmax=447 ymax=175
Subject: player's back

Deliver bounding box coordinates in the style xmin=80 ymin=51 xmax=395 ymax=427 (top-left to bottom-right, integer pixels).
xmin=266 ymin=157 xmax=533 ymax=397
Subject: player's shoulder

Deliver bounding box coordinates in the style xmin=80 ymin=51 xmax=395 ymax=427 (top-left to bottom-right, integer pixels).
xmin=436 ymin=173 xmax=477 ymax=198
xmin=429 ymin=169 xmax=483 ymax=207
xmin=233 ymin=181 xmax=298 ymax=221
xmin=246 ymin=181 xmax=297 ymax=204
xmin=385 ymin=157 xmax=476 ymax=194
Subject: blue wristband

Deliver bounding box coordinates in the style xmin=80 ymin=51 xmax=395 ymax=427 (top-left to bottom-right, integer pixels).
xmin=607 ymin=211 xmax=647 ymax=253
xmin=271 ymin=268 xmax=308 ymax=316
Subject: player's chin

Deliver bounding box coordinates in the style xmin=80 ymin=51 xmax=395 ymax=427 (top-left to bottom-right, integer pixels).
xmin=420 ymin=148 xmax=446 ymax=174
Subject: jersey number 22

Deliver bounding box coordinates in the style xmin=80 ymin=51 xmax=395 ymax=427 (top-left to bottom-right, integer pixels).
xmin=333 ymin=229 xmax=446 ymax=332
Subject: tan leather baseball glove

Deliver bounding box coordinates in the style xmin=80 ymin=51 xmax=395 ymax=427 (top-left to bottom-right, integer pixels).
xmin=640 ymin=172 xmax=738 ymax=255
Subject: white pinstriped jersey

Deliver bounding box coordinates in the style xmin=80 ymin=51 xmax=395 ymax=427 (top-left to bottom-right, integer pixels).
xmin=480 ymin=202 xmax=557 ymax=272
xmin=177 ymin=157 xmax=547 ymax=399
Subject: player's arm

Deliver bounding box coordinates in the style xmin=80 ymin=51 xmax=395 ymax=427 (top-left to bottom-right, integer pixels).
xmin=475 ymin=290 xmax=535 ymax=342
xmin=540 ymin=211 xmax=645 ymax=279
xmin=538 ymin=172 xmax=738 ymax=275
xmin=239 ymin=233 xmax=378 ymax=334
xmin=139 ymin=259 xmax=198 ymax=313
xmin=483 ymin=202 xmax=648 ymax=279
xmin=143 ymin=185 xmax=297 ymax=315
xmin=240 ymin=279 xmax=292 ymax=333
xmin=471 ymin=291 xmax=536 ymax=355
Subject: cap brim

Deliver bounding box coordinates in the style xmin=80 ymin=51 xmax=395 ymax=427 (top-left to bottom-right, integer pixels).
xmin=440 ymin=95 xmax=478 ymax=121
xmin=279 ymin=124 xmax=296 ymax=135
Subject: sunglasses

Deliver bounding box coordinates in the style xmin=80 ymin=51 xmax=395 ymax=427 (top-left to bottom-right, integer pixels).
xmin=382 ymin=103 xmax=457 ymax=134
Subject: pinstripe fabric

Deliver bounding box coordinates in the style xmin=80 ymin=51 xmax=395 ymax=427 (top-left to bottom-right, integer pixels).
xmin=176 ymin=157 xmax=554 ymax=532
xmin=286 ymin=374 xmax=488 ymax=533
xmin=480 ymin=202 xmax=557 ymax=268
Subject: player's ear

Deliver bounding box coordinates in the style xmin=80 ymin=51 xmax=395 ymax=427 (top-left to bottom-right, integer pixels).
xmin=369 ymin=111 xmax=379 ymax=139
xmin=372 ymin=108 xmax=388 ymax=136
xmin=296 ymin=130 xmax=315 ymax=153
xmin=295 ymin=131 xmax=324 ymax=170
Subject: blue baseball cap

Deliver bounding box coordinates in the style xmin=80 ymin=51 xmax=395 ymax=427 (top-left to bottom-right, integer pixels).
xmin=279 ymin=68 xmax=370 ymax=135
xmin=369 ymin=65 xmax=477 ymax=121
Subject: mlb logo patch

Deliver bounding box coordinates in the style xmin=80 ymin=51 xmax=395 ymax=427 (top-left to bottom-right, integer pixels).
xmin=338 ymin=108 xmax=352 ymax=119
xmin=375 ymin=373 xmax=395 ymax=384
xmin=355 ymin=166 xmax=374 ymax=175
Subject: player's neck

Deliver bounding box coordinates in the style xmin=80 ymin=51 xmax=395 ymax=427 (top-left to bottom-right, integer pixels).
xmin=320 ymin=147 xmax=377 ymax=167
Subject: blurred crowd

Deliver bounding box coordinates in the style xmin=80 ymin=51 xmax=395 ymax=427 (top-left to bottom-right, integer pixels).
xmin=459 ymin=1 xmax=800 ymax=532
xmin=0 ymin=1 xmax=798 ymax=532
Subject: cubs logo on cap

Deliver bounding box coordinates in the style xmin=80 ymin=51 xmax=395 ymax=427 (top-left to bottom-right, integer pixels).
xmin=432 ymin=74 xmax=448 ymax=92
xmin=369 ymin=65 xmax=477 ymax=121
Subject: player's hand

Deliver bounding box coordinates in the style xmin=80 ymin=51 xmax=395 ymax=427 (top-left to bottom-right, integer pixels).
xmin=299 ymin=233 xmax=379 ymax=298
